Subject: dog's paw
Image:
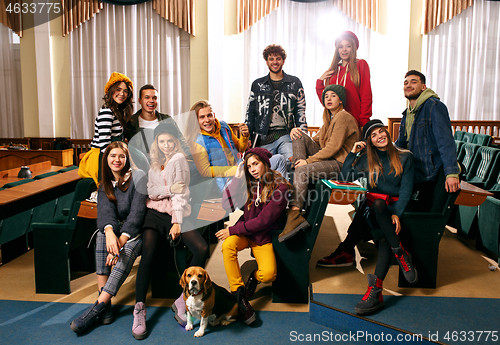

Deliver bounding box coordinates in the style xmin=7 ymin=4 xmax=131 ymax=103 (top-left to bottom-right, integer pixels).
xmin=185 ymin=324 xmax=193 ymax=331
xmin=194 ymin=330 xmax=205 ymax=337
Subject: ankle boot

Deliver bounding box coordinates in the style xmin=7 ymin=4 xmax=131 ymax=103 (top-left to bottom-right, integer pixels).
xmin=244 ymin=270 xmax=260 ymax=300
xmin=171 ymin=293 xmax=187 ymax=326
xmin=392 ymin=243 xmax=418 ymax=284
xmin=70 ymin=301 xmax=106 ymax=333
xmin=98 ymin=288 xmax=113 ymax=325
xmin=278 ymin=209 xmax=309 ymax=242
xmin=232 ymin=286 xmax=256 ymax=325
xmin=132 ymin=302 xmax=147 ymax=340
xmin=355 ymin=274 xmax=384 ymax=315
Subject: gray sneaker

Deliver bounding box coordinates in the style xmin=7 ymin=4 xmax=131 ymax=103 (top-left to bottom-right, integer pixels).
xmin=70 ymin=301 xmax=106 ymax=333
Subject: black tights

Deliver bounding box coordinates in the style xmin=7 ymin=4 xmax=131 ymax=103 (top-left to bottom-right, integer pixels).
xmin=372 ymin=199 xmax=401 ymax=280
xmin=340 ymin=199 xmax=401 ymax=281
xmin=135 ymin=227 xmax=209 ymax=303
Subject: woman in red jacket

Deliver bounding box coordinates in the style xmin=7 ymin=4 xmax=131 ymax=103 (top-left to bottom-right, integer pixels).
xmin=316 ymin=31 xmax=373 ymax=128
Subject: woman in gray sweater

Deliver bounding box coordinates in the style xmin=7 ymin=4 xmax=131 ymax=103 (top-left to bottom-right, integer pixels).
xmin=70 ymin=141 xmax=147 ymax=334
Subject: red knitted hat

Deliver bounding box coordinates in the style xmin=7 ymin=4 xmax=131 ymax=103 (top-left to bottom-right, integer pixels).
xmin=245 ymin=147 xmax=272 ymax=167
xmin=335 ymin=31 xmax=359 ymax=49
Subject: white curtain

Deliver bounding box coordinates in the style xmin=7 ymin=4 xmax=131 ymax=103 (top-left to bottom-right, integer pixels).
xmin=0 ymin=25 xmax=23 ymax=137
xmin=70 ymin=2 xmax=190 ymax=139
xmin=243 ymin=0 xmax=372 ymax=127
xmin=426 ymin=0 xmax=500 ymax=121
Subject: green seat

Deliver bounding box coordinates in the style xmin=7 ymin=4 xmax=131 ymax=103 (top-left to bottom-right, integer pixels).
xmin=398 ymin=168 xmax=459 ymax=288
xmin=456 ymin=140 xmax=464 ymax=153
xmin=465 ymin=147 xmax=499 ymax=186
xmin=0 ymin=209 xmax=33 ymax=247
xmin=484 ymin=154 xmax=500 ymax=198
xmin=478 ymin=196 xmax=500 ymax=265
xmin=58 ymin=165 xmax=78 ymax=172
xmin=2 ymin=179 xmax=35 ymax=188
xmin=458 ymin=143 xmax=481 ymax=172
xmin=462 ymin=132 xmax=476 ymax=143
xmin=271 ymin=182 xmax=332 ymax=303
xmin=472 ymin=134 xmax=492 ymax=146
xmin=454 ymin=130 xmax=465 ymax=141
xmin=33 ymin=171 xmax=60 ymax=180
xmin=32 ymin=178 xmax=97 ymax=294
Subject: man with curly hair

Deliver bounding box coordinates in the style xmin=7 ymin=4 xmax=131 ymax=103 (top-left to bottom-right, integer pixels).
xmin=245 ymin=44 xmax=307 ymax=171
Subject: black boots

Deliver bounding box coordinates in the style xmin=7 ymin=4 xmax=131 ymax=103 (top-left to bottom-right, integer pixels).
xmin=355 ymin=274 xmax=384 ymax=315
xmin=232 ymin=286 xmax=256 ymax=325
xmin=392 ymin=243 xmax=418 ymax=284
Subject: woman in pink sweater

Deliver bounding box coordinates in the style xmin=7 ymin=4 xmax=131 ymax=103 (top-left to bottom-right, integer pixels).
xmin=316 ymin=31 xmax=372 ymax=128
xmin=132 ymin=122 xmax=208 ymax=339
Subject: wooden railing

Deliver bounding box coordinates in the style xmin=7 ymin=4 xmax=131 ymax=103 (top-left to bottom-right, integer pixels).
xmin=387 ymin=118 xmax=500 ymax=144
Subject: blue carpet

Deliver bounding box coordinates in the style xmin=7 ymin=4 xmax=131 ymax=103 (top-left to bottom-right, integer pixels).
xmin=312 ymin=293 xmax=500 ymax=345
xmin=0 ymin=299 xmax=368 ymax=345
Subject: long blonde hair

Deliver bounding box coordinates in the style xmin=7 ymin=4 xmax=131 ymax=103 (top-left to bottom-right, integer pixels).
xmin=149 ymin=132 xmax=186 ymax=171
xmin=325 ymin=34 xmax=360 ymax=88
xmin=364 ymin=128 xmax=404 ymax=188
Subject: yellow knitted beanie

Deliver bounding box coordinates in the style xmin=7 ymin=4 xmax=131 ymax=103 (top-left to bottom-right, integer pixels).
xmin=104 ymin=72 xmax=133 ymax=94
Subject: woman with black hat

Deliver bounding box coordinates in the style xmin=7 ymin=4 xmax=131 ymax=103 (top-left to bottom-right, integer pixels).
xmin=132 ymin=121 xmax=208 ymax=339
xmin=320 ymin=119 xmax=417 ymax=315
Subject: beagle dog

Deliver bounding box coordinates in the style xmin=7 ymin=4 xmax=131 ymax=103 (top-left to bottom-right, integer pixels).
xmin=180 ymin=266 xmax=238 ymax=337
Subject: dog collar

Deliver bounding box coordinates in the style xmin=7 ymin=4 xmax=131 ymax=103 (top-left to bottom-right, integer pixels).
xmin=191 ymin=288 xmax=205 ymax=297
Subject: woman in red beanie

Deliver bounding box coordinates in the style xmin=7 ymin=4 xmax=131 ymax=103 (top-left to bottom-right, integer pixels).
xmin=316 ymin=31 xmax=373 ymax=128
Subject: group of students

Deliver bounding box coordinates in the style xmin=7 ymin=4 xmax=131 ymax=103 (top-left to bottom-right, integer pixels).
xmin=72 ymin=29 xmax=461 ymax=339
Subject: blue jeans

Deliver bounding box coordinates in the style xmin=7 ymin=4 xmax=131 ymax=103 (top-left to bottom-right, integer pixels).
xmin=269 ymin=154 xmax=287 ymax=179
xmin=261 ymin=134 xmax=293 ymax=173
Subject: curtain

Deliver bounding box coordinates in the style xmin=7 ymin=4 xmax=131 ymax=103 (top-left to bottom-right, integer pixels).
xmin=335 ymin=0 xmax=379 ymax=32
xmin=70 ymin=2 xmax=190 ymax=139
xmin=243 ymin=0 xmax=372 ymax=127
xmin=62 ymin=0 xmax=103 ymax=37
xmin=423 ymin=0 xmax=473 ymax=34
xmin=237 ymin=0 xmax=280 ymax=34
xmin=0 ymin=24 xmax=23 ymax=137
xmin=238 ymin=0 xmax=378 ymax=34
xmin=152 ymin=0 xmax=195 ymax=35
xmin=63 ymin=0 xmax=195 ymax=36
xmin=0 ymin=0 xmax=22 ymax=37
xmin=426 ymin=0 xmax=500 ymax=121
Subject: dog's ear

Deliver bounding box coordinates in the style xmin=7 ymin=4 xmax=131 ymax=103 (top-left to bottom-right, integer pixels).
xmin=202 ymin=270 xmax=212 ymax=292
xmin=200 ymin=270 xmax=213 ymax=302
xmin=180 ymin=269 xmax=189 ymax=298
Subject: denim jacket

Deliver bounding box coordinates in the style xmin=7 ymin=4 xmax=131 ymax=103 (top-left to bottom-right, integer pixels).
xmin=395 ymin=97 xmax=459 ymax=183
xmin=245 ymin=72 xmax=307 ymax=143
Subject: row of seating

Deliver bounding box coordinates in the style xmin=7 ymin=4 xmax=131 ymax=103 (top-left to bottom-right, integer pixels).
xmin=0 ymin=166 xmax=79 ymax=249
xmin=454 ymin=130 xmax=494 ymax=147
xmin=452 ymin=133 xmax=500 ymax=265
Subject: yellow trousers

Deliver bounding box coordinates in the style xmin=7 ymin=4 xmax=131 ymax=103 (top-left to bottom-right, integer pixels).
xmin=222 ymin=235 xmax=277 ymax=293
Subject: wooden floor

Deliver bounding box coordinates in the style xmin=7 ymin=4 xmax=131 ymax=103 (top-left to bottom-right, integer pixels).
xmin=1 ymin=204 xmax=499 ymax=314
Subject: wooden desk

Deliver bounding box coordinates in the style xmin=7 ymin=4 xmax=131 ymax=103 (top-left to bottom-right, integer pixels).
xmin=0 ymin=169 xmax=80 ymax=215
xmin=197 ymin=200 xmax=226 ymax=221
xmin=0 ymin=161 xmax=63 ymax=187
xmin=0 ymin=149 xmax=73 ymax=170
xmin=78 ymin=200 xmax=97 ymax=219
xmin=455 ymin=181 xmax=493 ymax=207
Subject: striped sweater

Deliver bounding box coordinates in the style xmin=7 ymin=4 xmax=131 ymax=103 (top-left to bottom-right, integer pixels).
xmin=90 ymin=107 xmax=124 ymax=151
